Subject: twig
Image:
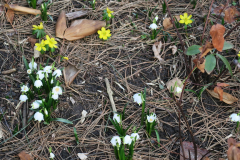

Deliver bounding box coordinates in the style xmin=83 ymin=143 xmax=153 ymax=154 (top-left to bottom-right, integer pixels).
xmin=105 ymin=78 xmax=117 ymax=113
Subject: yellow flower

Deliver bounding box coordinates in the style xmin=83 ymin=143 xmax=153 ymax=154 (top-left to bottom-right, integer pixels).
xmin=179 ymin=13 xmax=193 ymax=25
xmin=35 ymin=40 xmax=46 ymax=52
xmin=44 ymin=35 xmax=58 ymax=48
xmin=106 ymin=7 xmax=114 ymax=18
xmin=63 ymin=57 xmax=69 ymax=60
xmin=238 ymin=51 xmax=240 ymax=57
xmin=98 ymin=27 xmax=111 ymax=40
xmin=32 ymin=22 xmax=44 ymax=30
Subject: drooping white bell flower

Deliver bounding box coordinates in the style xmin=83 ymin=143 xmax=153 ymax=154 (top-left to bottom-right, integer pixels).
xmin=34 ymin=80 xmax=43 ymax=88
xmin=111 ymin=136 xmax=121 ymax=147
xmin=124 ymin=135 xmax=132 ymax=145
xmin=49 ymin=152 xmax=55 ymax=159
xmin=29 ymin=62 xmax=37 ymax=70
xmin=176 ymin=87 xmax=182 ymax=93
xmin=52 ymin=86 xmax=62 ymax=95
xmin=37 ymin=70 xmax=45 ymax=80
xmin=52 ymin=93 xmax=59 ymax=100
xmin=44 ymin=66 xmax=52 ymax=74
xmin=149 ymin=23 xmax=158 ymax=30
xmin=19 ymin=95 xmax=28 ymax=102
xmin=131 ymin=133 xmax=140 ymax=141
xmin=31 ymin=100 xmax=42 ymax=109
xmin=229 ymin=113 xmax=240 ymax=122
xmin=53 ymin=69 xmax=62 ymax=78
xmin=44 ymin=108 xmax=48 ymax=115
xmin=133 ymin=93 xmax=143 ymax=106
xmin=34 ymin=112 xmax=44 ymax=122
xmin=27 ymin=69 xmax=32 ymax=74
xmin=21 ymin=85 xmax=29 ymax=92
xmin=154 ymin=15 xmax=158 ymax=21
xmin=113 ymin=113 xmax=121 ymax=123
xmin=147 ymin=113 xmax=156 ymax=123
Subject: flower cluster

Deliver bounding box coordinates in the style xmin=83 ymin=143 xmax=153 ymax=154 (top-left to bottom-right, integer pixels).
xmin=32 ymin=22 xmax=46 ymax=39
xmin=103 ymin=7 xmax=114 ymax=24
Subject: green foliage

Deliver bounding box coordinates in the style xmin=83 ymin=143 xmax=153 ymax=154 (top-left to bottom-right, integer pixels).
xmin=141 ymin=88 xmax=146 ymax=126
xmin=190 ymin=0 xmax=197 ymax=9
xmin=27 ymin=0 xmax=36 ymax=9
xmin=40 ymin=0 xmax=52 ymax=21
xmin=51 ymin=118 xmax=73 ymax=124
xmin=222 ymin=41 xmax=234 ymax=51
xmin=73 ymin=127 xmax=79 ymax=144
xmin=216 ymin=53 xmax=233 ymax=76
xmin=198 ymin=83 xmax=212 ymax=99
xmin=162 ymin=1 xmax=167 ymax=14
xmin=205 ymin=54 xmax=216 ymax=74
xmin=186 ymin=45 xmax=201 ymax=55
xmin=89 ymin=0 xmax=96 ymax=10
xmin=32 ymin=29 xmax=46 ymax=39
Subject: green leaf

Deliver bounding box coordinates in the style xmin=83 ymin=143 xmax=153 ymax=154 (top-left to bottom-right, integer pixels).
xmin=205 ymin=54 xmax=216 ymax=74
xmin=216 ymin=53 xmax=233 ymax=76
xmin=22 ymin=56 xmax=29 ymax=69
xmin=73 ymin=127 xmax=79 ymax=144
xmin=184 ymin=89 xmax=198 ymax=96
xmin=155 ymin=129 xmax=160 ymax=147
xmin=222 ymin=41 xmax=234 ymax=51
xmin=186 ymin=45 xmax=201 ymax=55
xmin=198 ymin=83 xmax=212 ymax=99
xmin=51 ymin=118 xmax=73 ymax=124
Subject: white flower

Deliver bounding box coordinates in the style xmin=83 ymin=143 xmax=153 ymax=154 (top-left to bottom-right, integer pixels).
xmin=49 ymin=152 xmax=55 ymax=159
xmin=37 ymin=70 xmax=45 ymax=80
xmin=29 ymin=62 xmax=37 ymax=70
xmin=133 ymin=93 xmax=143 ymax=106
xmin=176 ymin=87 xmax=182 ymax=93
xmin=229 ymin=113 xmax=240 ymax=122
xmin=34 ymin=80 xmax=43 ymax=88
xmin=52 ymin=94 xmax=59 ymax=100
xmin=111 ymin=136 xmax=121 ymax=147
xmin=149 ymin=23 xmax=158 ymax=30
xmin=31 ymin=100 xmax=42 ymax=109
xmin=113 ymin=113 xmax=121 ymax=123
xmin=53 ymin=69 xmax=62 ymax=78
xmin=147 ymin=113 xmax=156 ymax=123
xmin=34 ymin=112 xmax=44 ymax=122
xmin=124 ymin=135 xmax=132 ymax=145
xmin=21 ymin=85 xmax=29 ymax=92
xmin=154 ymin=15 xmax=158 ymax=21
xmin=19 ymin=95 xmax=28 ymax=102
xmin=52 ymin=86 xmax=62 ymax=95
xmin=77 ymin=153 xmax=88 ymax=160
xmin=44 ymin=108 xmax=48 ymax=115
xmin=27 ymin=69 xmax=32 ymax=74
xmin=131 ymin=133 xmax=140 ymax=141
xmin=44 ymin=66 xmax=52 ymax=74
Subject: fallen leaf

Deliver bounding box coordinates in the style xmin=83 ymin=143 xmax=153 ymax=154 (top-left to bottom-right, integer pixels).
xmin=6 ymin=9 xmax=14 ymax=23
xmin=206 ymin=89 xmax=238 ymax=104
xmin=217 ymin=83 xmax=229 ymax=87
xmin=163 ymin=16 xmax=180 ymax=30
xmin=28 ymin=37 xmax=37 ymax=48
xmin=166 ymin=77 xmax=183 ymax=97
xmin=4 ymin=4 xmax=46 ymax=15
xmin=169 ymin=45 xmax=177 ymax=55
xmin=80 ymin=110 xmax=87 ymax=124
xmin=56 ymin=11 xmax=67 ymax=39
xmin=33 ymin=46 xmax=40 ymax=58
xmin=227 ymin=138 xmax=240 ymax=160
xmin=64 ymin=19 xmax=106 ymax=41
xmin=210 ymin=24 xmax=225 ymax=52
xmin=152 ymin=41 xmax=164 ymax=62
xmin=180 ymin=141 xmax=210 ymax=160
xmin=224 ymin=6 xmax=240 ymax=23
xmin=18 ymin=151 xmax=33 ymax=160
xmin=214 ymin=86 xmax=223 ymax=101
xmin=66 ymin=10 xmax=88 ymax=20
xmin=199 ymin=42 xmax=214 ymax=58
xmin=78 ymin=153 xmax=88 ymax=160
xmin=63 ymin=64 xmax=81 ymax=86
xmin=193 ymin=58 xmax=206 ymax=73
xmin=213 ymin=4 xmax=225 ymax=14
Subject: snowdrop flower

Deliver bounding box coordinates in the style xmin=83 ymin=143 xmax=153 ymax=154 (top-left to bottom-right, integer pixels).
xmin=53 ymin=69 xmax=62 ymax=77
xmin=133 ymin=93 xmax=143 ymax=106
xmin=31 ymin=100 xmax=42 ymax=109
xmin=19 ymin=95 xmax=28 ymax=102
xmin=229 ymin=113 xmax=240 ymax=122
xmin=176 ymin=87 xmax=182 ymax=93
xmin=131 ymin=133 xmax=140 ymax=141
xmin=29 ymin=62 xmax=37 ymax=70
xmin=147 ymin=113 xmax=156 ymax=123
xmin=124 ymin=135 xmax=132 ymax=145
xmin=34 ymin=112 xmax=44 ymax=122
xmin=154 ymin=15 xmax=158 ymax=21
xmin=44 ymin=108 xmax=48 ymax=115
xmin=52 ymin=86 xmax=62 ymax=95
xmin=52 ymin=93 xmax=59 ymax=100
xmin=21 ymin=85 xmax=29 ymax=92
xmin=113 ymin=113 xmax=121 ymax=123
xmin=37 ymin=70 xmax=45 ymax=80
xmin=34 ymin=80 xmax=43 ymax=88
xmin=49 ymin=153 xmax=55 ymax=159
xmin=111 ymin=136 xmax=121 ymax=147
xmin=149 ymin=23 xmax=158 ymax=30
xmin=44 ymin=66 xmax=52 ymax=74
xmin=27 ymin=69 xmax=32 ymax=74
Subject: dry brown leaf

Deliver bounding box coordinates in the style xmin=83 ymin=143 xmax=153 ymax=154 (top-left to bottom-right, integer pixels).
xmin=18 ymin=151 xmax=33 ymax=160
xmin=152 ymin=41 xmax=164 ymax=62
xmin=206 ymin=89 xmax=238 ymax=104
xmin=4 ymin=4 xmax=46 ymax=15
xmin=163 ymin=16 xmax=180 ymax=30
xmin=28 ymin=37 xmax=37 ymax=48
xmin=210 ymin=24 xmax=225 ymax=52
xmin=227 ymin=138 xmax=240 ymax=160
xmin=66 ymin=10 xmax=88 ymax=20
xmin=169 ymin=45 xmax=177 ymax=55
xmin=217 ymin=83 xmax=229 ymax=87
xmin=6 ymin=9 xmax=14 ymax=23
xmin=213 ymin=4 xmax=225 ymax=14
xmin=63 ymin=64 xmax=81 ymax=86
xmin=34 ymin=46 xmax=41 ymax=58
xmin=214 ymin=86 xmax=223 ymax=101
xmin=166 ymin=77 xmax=183 ymax=97
xmin=199 ymin=42 xmax=214 ymax=58
xmin=56 ymin=11 xmax=67 ymax=38
xmin=193 ymin=58 xmax=205 ymax=73
xmin=64 ymin=19 xmax=106 ymax=41
xmin=224 ymin=6 xmax=240 ymax=23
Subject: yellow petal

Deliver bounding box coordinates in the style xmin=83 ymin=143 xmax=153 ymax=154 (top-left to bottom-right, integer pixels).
xmin=180 ymin=15 xmax=184 ymax=19
xmin=101 ymin=27 xmax=106 ymax=31
xmin=46 ymin=35 xmax=50 ymax=40
xmin=103 ymin=36 xmax=108 ymax=40
xmin=188 ymin=15 xmax=192 ymax=19
xmin=108 ymin=13 xmax=111 ymax=17
xmin=187 ymin=19 xmax=192 ymax=24
xmin=42 ymin=47 xmax=46 ymax=51
xmin=184 ymin=13 xmax=188 ymax=18
xmin=179 ymin=20 xmax=185 ymax=24
xmin=98 ymin=30 xmax=101 ymax=34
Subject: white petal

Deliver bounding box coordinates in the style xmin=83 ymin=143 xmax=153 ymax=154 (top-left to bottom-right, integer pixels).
xmin=230 ymin=113 xmax=240 ymax=122
xmin=77 ymin=153 xmax=88 ymax=160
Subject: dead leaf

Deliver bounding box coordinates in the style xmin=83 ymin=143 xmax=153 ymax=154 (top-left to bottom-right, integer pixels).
xmin=193 ymin=58 xmax=206 ymax=73
xmin=206 ymin=89 xmax=238 ymax=104
xmin=63 ymin=64 xmax=81 ymax=86
xmin=199 ymin=42 xmax=214 ymax=58
xmin=78 ymin=153 xmax=88 ymax=160
xmin=227 ymin=138 xmax=240 ymax=160
xmin=214 ymin=86 xmax=223 ymax=101
xmin=169 ymin=45 xmax=177 ymax=55
xmin=64 ymin=19 xmax=106 ymax=41
xmin=180 ymin=141 xmax=210 ymax=160
xmin=224 ymin=6 xmax=240 ymax=23
xmin=80 ymin=110 xmax=87 ymax=124
xmin=28 ymin=37 xmax=37 ymax=48
xmin=66 ymin=10 xmax=88 ymax=20
xmin=18 ymin=151 xmax=33 ymax=160
xmin=6 ymin=9 xmax=14 ymax=23
xmin=4 ymin=4 xmax=46 ymax=15
xmin=56 ymin=11 xmax=67 ymax=39
xmin=210 ymin=24 xmax=225 ymax=52
xmin=166 ymin=77 xmax=183 ymax=97
xmin=217 ymin=83 xmax=229 ymax=87
xmin=163 ymin=16 xmax=180 ymax=30
xmin=34 ymin=46 xmax=41 ymax=58
xmin=213 ymin=4 xmax=225 ymax=14
xmin=152 ymin=41 xmax=164 ymax=62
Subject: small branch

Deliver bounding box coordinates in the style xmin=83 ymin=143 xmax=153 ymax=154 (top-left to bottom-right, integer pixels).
xmin=105 ymin=78 xmax=117 ymax=113
xmin=224 ymin=21 xmax=240 ymax=39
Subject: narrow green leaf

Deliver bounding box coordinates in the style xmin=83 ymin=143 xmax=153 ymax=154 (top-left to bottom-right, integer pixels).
xmin=155 ymin=129 xmax=160 ymax=147
xmin=22 ymin=56 xmax=29 ymax=69
xmin=184 ymin=89 xmax=198 ymax=96
xmin=205 ymin=54 xmax=216 ymax=74
xmin=216 ymin=53 xmax=233 ymax=76
xmin=73 ymin=127 xmax=79 ymax=144
xmin=222 ymin=41 xmax=234 ymax=51
xmin=51 ymin=118 xmax=73 ymax=124
xmin=186 ymin=45 xmax=201 ymax=55
xmin=198 ymin=83 xmax=212 ymax=99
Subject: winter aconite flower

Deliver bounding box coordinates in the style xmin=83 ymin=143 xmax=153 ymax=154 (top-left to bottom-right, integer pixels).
xmin=52 ymin=86 xmax=62 ymax=95
xmin=37 ymin=70 xmax=45 ymax=80
xmin=131 ymin=133 xmax=140 ymax=141
xmin=133 ymin=93 xmax=143 ymax=106
xmin=44 ymin=66 xmax=52 ymax=74
xmin=49 ymin=152 xmax=55 ymax=159
xmin=113 ymin=113 xmax=121 ymax=123
xmin=179 ymin=13 xmax=193 ymax=25
xmin=34 ymin=112 xmax=44 ymax=122
xmin=31 ymin=100 xmax=42 ymax=109
xmin=45 ymin=35 xmax=58 ymax=49
xmin=106 ymin=7 xmax=114 ymax=18
xmin=53 ymin=69 xmax=62 ymax=78
xmin=111 ymin=136 xmax=121 ymax=147
xmin=229 ymin=113 xmax=240 ymax=122
xmin=147 ymin=113 xmax=156 ymax=123
xmin=238 ymin=51 xmax=240 ymax=57
xmin=35 ymin=40 xmax=46 ymax=52
xmin=32 ymin=22 xmax=44 ymax=30
xmin=29 ymin=62 xmax=37 ymax=70
xmin=19 ymin=95 xmax=28 ymax=102
xmin=149 ymin=23 xmax=158 ymax=30
xmin=98 ymin=27 xmax=111 ymax=40
xmin=27 ymin=69 xmax=32 ymax=74
xmin=34 ymin=80 xmax=43 ymax=88
xmin=63 ymin=57 xmax=69 ymax=60
xmin=21 ymin=85 xmax=29 ymax=92
xmin=123 ymin=135 xmax=132 ymax=145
